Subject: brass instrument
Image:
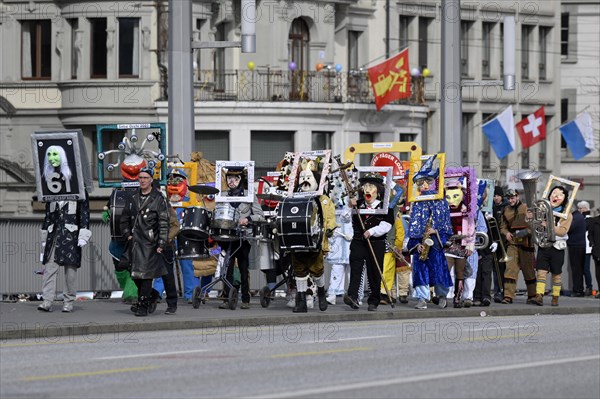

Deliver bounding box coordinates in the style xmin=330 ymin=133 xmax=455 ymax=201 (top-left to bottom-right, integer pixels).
xmin=474 ymin=232 xmax=489 ymax=250
xmin=419 ymin=214 xmax=435 ymax=261
xmin=386 ymin=239 xmax=411 ymax=268
xmin=518 ymin=171 xmax=555 ymax=248
xmin=485 ymin=215 xmax=511 ymax=263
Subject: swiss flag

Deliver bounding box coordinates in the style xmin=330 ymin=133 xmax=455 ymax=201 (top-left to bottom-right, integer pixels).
xmin=516 ymin=106 xmax=547 ymax=149
xmin=367 ymin=49 xmax=411 ymax=111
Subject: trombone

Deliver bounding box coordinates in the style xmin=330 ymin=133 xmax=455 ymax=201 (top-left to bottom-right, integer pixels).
xmin=485 ymin=215 xmax=511 ymax=292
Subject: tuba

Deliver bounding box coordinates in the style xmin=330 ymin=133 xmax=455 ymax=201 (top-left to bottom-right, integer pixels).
xmin=517 ymin=171 xmax=555 ymax=248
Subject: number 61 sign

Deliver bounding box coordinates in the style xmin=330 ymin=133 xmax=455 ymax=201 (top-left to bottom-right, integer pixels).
xmin=31 ymin=130 xmax=93 ymax=202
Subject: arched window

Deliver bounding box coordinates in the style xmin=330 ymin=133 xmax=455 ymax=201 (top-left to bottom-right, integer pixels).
xmin=288 ymin=18 xmax=309 ymax=72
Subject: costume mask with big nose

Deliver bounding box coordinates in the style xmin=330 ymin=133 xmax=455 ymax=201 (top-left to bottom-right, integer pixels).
xmin=298 ymin=170 xmax=319 ymax=192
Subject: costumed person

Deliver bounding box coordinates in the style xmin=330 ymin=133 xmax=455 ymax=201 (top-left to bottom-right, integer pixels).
xmin=444 ymin=177 xmax=475 ymax=308
xmin=499 ymin=188 xmax=536 ymax=304
xmin=325 ymin=209 xmax=353 ymax=305
xmin=464 ymin=209 xmax=489 ymax=307
xmin=406 ymin=155 xmax=453 ymax=310
xmin=529 ymin=186 xmax=573 ymax=306
xmin=289 ymin=159 xmax=336 ymax=313
xmin=102 ymin=154 xmax=148 ymax=303
xmin=37 ymin=194 xmax=91 ymax=313
xmin=491 ymin=186 xmax=507 ymax=302
xmin=380 ymin=203 xmax=406 ymax=305
xmin=119 ymin=167 xmax=169 ymax=317
xmin=158 ymin=168 xmax=198 ymax=303
xmin=473 ymin=181 xmax=497 ymax=307
xmin=342 ymin=173 xmax=394 ymax=311
xmin=217 ymin=166 xmax=265 ymax=310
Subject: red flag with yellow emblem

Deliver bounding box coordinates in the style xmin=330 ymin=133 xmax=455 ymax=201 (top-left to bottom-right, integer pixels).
xmin=367 ymin=49 xmax=411 ymax=111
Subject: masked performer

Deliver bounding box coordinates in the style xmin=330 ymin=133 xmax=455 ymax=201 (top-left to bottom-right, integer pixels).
xmin=406 ymin=155 xmax=453 ymax=310
xmin=342 ymin=173 xmax=394 ymax=311
xmin=529 ymin=186 xmax=573 ymax=307
xmin=290 ymin=161 xmax=336 ymax=312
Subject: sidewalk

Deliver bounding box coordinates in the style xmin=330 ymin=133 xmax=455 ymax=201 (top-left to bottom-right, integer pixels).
xmin=2 ymin=294 xmax=599 ymax=340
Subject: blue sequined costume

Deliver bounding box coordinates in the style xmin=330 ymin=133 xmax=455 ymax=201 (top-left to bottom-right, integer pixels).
xmin=408 ymin=190 xmax=454 ymax=297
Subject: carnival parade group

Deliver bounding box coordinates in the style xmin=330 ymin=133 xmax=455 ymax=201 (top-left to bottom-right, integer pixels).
xmin=35 ymin=137 xmax=589 ymax=315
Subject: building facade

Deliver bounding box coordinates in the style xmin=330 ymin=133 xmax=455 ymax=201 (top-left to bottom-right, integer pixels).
xmin=1 ymin=0 xmax=596 ymax=216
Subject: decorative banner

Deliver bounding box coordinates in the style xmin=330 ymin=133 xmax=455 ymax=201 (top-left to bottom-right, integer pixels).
xmin=367 ymin=48 xmax=411 ymax=111
xmin=31 ymin=130 xmax=92 ymax=202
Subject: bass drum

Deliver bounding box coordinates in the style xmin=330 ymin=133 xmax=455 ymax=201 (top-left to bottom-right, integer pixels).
xmin=110 ymin=189 xmax=132 ymax=240
xmin=276 ymin=196 xmax=323 ymax=252
xmin=180 ymin=207 xmax=211 ymax=240
xmin=177 ymin=239 xmax=209 ymax=259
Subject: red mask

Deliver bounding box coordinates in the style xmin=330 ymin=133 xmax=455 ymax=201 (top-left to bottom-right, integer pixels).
xmin=120 ymin=156 xmax=146 ymax=181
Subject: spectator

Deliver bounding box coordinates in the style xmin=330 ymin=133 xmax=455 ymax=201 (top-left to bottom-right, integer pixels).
xmin=491 ymin=186 xmax=507 ymax=302
xmin=578 ymin=201 xmax=594 ymax=296
xmin=586 ymin=210 xmax=600 ymax=299
xmin=567 ymin=207 xmax=587 ymax=297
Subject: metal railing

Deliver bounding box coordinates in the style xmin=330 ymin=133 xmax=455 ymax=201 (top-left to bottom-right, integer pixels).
xmin=194 ymin=69 xmax=423 ymax=105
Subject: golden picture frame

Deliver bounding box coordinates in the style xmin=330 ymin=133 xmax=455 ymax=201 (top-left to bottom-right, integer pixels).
xmin=407 ymin=153 xmax=446 ymax=202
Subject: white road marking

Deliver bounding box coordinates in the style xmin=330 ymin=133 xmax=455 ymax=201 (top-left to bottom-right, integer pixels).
xmin=95 ymin=349 xmax=210 ymax=360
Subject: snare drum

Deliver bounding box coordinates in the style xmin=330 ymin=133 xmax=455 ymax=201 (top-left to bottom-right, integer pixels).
xmin=177 ymin=239 xmax=209 ymax=259
xmin=180 ymin=207 xmax=211 ymax=240
xmin=250 ymin=240 xmax=276 ymax=270
xmin=211 ymin=203 xmax=240 ymax=242
xmin=276 ymin=196 xmax=323 ymax=252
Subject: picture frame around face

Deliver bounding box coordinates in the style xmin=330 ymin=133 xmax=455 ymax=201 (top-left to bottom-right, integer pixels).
xmin=407 ymin=153 xmax=446 ymax=202
xmin=541 ymin=175 xmax=580 ymax=219
xmin=215 ymin=160 xmax=255 ymax=203
xmin=354 ymin=166 xmax=393 ymax=215
xmin=444 ymin=167 xmax=478 ymax=220
xmin=479 ymin=178 xmax=495 ymax=213
xmin=287 ymin=150 xmax=332 ymax=198
xmin=31 ymin=130 xmax=92 ymax=202
xmin=165 ymin=161 xmax=199 ymax=207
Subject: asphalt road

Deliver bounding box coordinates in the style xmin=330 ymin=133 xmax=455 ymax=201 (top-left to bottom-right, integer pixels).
xmin=1 ymin=314 xmax=599 ymax=398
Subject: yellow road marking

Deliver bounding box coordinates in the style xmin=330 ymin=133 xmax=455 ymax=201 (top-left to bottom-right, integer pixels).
xmin=21 ymin=366 xmax=159 ymax=382
xmin=270 ymin=347 xmax=371 ymax=359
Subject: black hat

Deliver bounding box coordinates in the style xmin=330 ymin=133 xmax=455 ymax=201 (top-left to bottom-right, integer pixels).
xmin=359 ymin=173 xmax=384 ymax=185
xmin=224 ymin=166 xmax=245 ymax=176
xmin=494 ymin=186 xmax=504 ymax=197
xmin=139 ymin=167 xmax=154 ymax=178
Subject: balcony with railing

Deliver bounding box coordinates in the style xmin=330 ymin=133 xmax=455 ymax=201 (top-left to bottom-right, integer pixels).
xmin=193 ymin=69 xmax=426 ymax=105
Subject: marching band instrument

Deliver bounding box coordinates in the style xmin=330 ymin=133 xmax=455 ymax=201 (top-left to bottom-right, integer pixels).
xmin=419 ymin=214 xmax=435 ymax=261
xmin=333 ymin=155 xmax=394 ymax=308
xmin=485 ymin=215 xmax=511 ymax=263
xmin=474 ymin=232 xmax=489 ymax=250
xmin=189 ymin=184 xmax=220 ymax=195
xmin=518 ymin=171 xmax=555 ymax=248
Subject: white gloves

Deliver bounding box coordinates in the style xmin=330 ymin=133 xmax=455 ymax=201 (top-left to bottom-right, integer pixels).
xmin=78 ymin=239 xmax=87 ymax=248
xmin=490 ymin=242 xmax=498 ymax=253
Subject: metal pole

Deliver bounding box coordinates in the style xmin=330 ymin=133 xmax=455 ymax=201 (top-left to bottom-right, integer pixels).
xmin=168 ymin=0 xmax=194 ymax=158
xmin=440 ymin=0 xmax=462 ymax=166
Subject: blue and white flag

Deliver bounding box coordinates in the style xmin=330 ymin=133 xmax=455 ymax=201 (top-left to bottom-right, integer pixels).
xmin=559 ymin=112 xmax=595 ymax=160
xmin=482 ymin=105 xmax=515 ymax=159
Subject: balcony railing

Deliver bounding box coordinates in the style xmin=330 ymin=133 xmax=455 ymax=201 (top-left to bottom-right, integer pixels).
xmin=193 ymin=69 xmax=425 ymax=105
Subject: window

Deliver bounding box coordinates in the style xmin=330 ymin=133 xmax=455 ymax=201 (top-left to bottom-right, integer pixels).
xmin=461 ymin=113 xmax=474 ymax=165
xmin=539 ymin=116 xmax=549 ymax=169
xmin=359 ymin=132 xmax=375 ymax=167
xmin=521 ymin=25 xmax=533 ymax=80
xmin=194 ymin=19 xmax=206 ymax=80
xmin=460 ymin=21 xmax=472 ymax=77
xmin=90 ymin=18 xmax=107 ymax=78
xmin=482 ymin=135 xmax=491 ymax=169
xmin=561 ymin=98 xmax=569 ymax=149
xmin=252 ymin=131 xmax=294 ymax=177
xmin=499 ymin=23 xmax=504 ymax=72
xmin=418 ymin=17 xmax=430 ymax=69
xmin=482 ymin=22 xmax=493 ymax=78
xmin=561 ymin=12 xmax=569 ymax=58
xmin=399 ymin=134 xmax=416 ymax=160
xmin=118 ymin=18 xmax=139 ymax=78
xmin=21 ymin=20 xmax=51 ymax=79
xmin=213 ymin=23 xmax=226 ymax=91
xmin=348 ymin=30 xmax=361 ymax=71
xmin=539 ymin=26 xmax=550 ymax=80
xmin=399 ymin=16 xmax=411 ymax=51
xmin=521 ymin=147 xmax=529 ymax=169
xmin=312 ymin=131 xmax=332 ymax=150
xmin=289 ymin=18 xmax=310 ymax=72
xmin=195 ymin=131 xmax=229 ymax=162
xmin=68 ymin=19 xmax=79 ymax=79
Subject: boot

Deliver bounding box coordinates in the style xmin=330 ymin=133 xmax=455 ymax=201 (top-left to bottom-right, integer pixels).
xmin=530 ymin=294 xmax=544 ymax=306
xmin=135 ymin=296 xmax=149 ymax=317
xmin=114 ymin=270 xmax=138 ymax=301
xmin=551 ymin=296 xmax=559 ymax=306
xmin=317 ymin=286 xmax=328 ymax=311
xmin=148 ymin=289 xmax=160 ymax=314
xmin=293 ymin=292 xmax=307 ymax=313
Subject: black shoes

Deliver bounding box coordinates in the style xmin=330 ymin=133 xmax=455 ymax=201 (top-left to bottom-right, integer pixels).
xmin=481 ymin=298 xmax=491 ymax=306
xmin=317 ymin=286 xmax=328 ymax=311
xmin=399 ymin=295 xmax=408 ymax=304
xmin=367 ymin=304 xmax=377 ymax=311
xmin=164 ymin=307 xmax=177 ymax=315
xmin=343 ymin=294 xmax=359 ymax=310
xmin=293 ymin=292 xmax=307 ymax=313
